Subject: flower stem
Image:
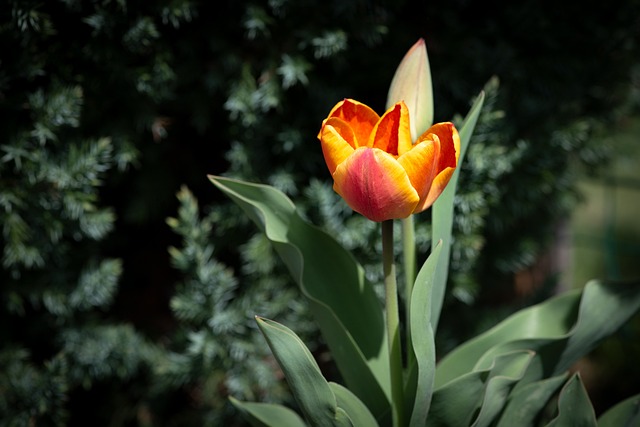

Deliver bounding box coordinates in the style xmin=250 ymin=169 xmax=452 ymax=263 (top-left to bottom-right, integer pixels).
xmin=382 ymin=220 xmax=404 ymax=427
xmin=402 ymin=215 xmax=416 ymax=370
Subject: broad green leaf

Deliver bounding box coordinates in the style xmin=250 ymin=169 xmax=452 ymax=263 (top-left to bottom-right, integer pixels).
xmin=435 ymin=280 xmax=640 ymax=388
xmin=210 ymin=176 xmax=390 ymax=416
xmin=255 ymin=317 xmax=349 ymax=427
xmin=229 ymin=397 xmax=306 ymax=427
xmin=334 ymin=408 xmax=353 ymax=426
xmin=470 ymin=349 xmax=537 ymax=427
xmin=546 ymin=374 xmax=597 ymax=427
xmin=329 ymin=382 xmax=379 ymax=426
xmin=597 ymin=393 xmax=640 ymax=427
xmin=430 ymin=91 xmax=485 ymax=332
xmin=495 ymin=374 xmax=568 ymax=427
xmin=428 ymin=350 xmax=533 ymax=427
xmin=557 ymin=281 xmax=640 ymax=375
xmin=406 ymin=241 xmax=442 ymax=426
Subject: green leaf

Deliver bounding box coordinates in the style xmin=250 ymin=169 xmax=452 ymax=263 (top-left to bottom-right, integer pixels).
xmin=546 ymin=374 xmax=596 ymax=427
xmin=430 ymin=91 xmax=485 ymax=332
xmin=495 ymin=374 xmax=568 ymax=427
xmin=255 ymin=317 xmax=348 ymax=427
xmin=597 ymin=393 xmax=640 ymax=427
xmin=406 ymin=241 xmax=442 ymax=426
xmin=210 ymin=176 xmax=390 ymax=416
xmin=229 ymin=397 xmax=307 ymax=427
xmin=329 ymin=382 xmax=379 ymax=426
xmin=471 ymin=353 xmax=537 ymax=427
xmin=435 ymin=280 xmax=640 ymax=388
xmin=428 ymin=350 xmax=533 ymax=427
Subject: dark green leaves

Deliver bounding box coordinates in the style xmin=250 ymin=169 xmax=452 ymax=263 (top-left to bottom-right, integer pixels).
xmin=546 ymin=374 xmax=597 ymax=427
xmin=231 ymin=317 xmax=376 ymax=427
xmin=435 ymin=280 xmax=640 ymax=389
xmin=210 ymin=176 xmax=390 ymax=416
xmin=256 ymin=317 xmax=348 ymax=427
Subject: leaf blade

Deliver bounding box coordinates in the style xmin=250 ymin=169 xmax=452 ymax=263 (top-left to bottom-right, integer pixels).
xmin=545 ymin=374 xmax=597 ymax=427
xmin=229 ymin=397 xmax=307 ymax=427
xmin=435 ymin=280 xmax=640 ymax=388
xmin=597 ymin=393 xmax=640 ymax=427
xmin=210 ymin=176 xmax=391 ymax=416
xmin=495 ymin=374 xmax=568 ymax=427
xmin=428 ymin=350 xmax=533 ymax=427
xmin=430 ymin=91 xmax=485 ymax=332
xmin=255 ymin=316 xmax=341 ymax=427
xmin=329 ymin=382 xmax=379 ymax=427
xmin=407 ymin=241 xmax=442 ymax=426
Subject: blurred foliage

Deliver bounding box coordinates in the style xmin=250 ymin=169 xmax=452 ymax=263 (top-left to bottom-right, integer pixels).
xmin=0 ymin=0 xmax=638 ymax=424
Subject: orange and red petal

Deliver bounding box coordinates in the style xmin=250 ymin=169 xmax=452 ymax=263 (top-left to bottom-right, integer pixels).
xmin=414 ymin=167 xmax=455 ymax=213
xmin=326 ymin=99 xmax=380 ymax=148
xmin=332 ymin=147 xmax=419 ymax=222
xmin=409 ymin=122 xmax=460 ymax=212
xmin=397 ymin=134 xmax=440 ymax=205
xmin=319 ymin=117 xmax=357 ymax=174
xmin=419 ymin=122 xmax=460 ymax=169
xmin=368 ymin=102 xmax=413 ymax=156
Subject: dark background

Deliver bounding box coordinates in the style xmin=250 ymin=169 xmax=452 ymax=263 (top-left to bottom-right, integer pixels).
xmin=1 ymin=0 xmax=639 ymax=425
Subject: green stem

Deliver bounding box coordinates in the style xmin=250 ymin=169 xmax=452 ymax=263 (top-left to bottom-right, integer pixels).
xmin=401 ymin=215 xmax=416 ymax=369
xmin=382 ymin=220 xmax=404 ymax=427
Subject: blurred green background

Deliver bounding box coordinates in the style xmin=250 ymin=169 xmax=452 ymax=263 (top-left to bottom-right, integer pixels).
xmin=568 ymin=117 xmax=640 ymax=288
xmin=1 ymin=0 xmax=638 ymax=425
xmin=564 ymin=115 xmax=640 ymax=418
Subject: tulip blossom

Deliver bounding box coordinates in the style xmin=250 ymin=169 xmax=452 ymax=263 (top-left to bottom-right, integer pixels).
xmin=318 ymin=98 xmax=460 ymax=222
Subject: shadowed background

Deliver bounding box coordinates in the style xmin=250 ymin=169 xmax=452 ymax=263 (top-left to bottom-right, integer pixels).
xmin=1 ymin=0 xmax=638 ymax=425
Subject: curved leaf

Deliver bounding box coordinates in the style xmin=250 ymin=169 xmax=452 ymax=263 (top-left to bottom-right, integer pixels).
xmin=255 ymin=317 xmax=349 ymax=427
xmin=597 ymin=393 xmax=640 ymax=427
xmin=406 ymin=241 xmax=442 ymax=426
xmin=229 ymin=397 xmax=307 ymax=427
xmin=428 ymin=350 xmax=533 ymax=427
xmin=545 ymin=374 xmax=596 ymax=427
xmin=471 ymin=350 xmax=536 ymax=427
xmin=431 ymin=91 xmax=485 ymax=332
xmin=210 ymin=176 xmax=390 ymax=416
xmin=495 ymin=374 xmax=568 ymax=427
xmin=435 ymin=280 xmax=640 ymax=388
xmin=329 ymin=382 xmax=379 ymax=427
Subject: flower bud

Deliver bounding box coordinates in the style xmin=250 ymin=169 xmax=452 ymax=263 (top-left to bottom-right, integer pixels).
xmin=386 ymin=38 xmax=434 ymax=142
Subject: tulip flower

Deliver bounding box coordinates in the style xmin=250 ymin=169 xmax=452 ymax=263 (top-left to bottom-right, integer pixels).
xmin=318 ymin=98 xmax=460 ymax=222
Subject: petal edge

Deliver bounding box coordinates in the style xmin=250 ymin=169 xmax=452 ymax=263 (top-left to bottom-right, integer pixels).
xmin=319 ymin=117 xmax=357 ymax=174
